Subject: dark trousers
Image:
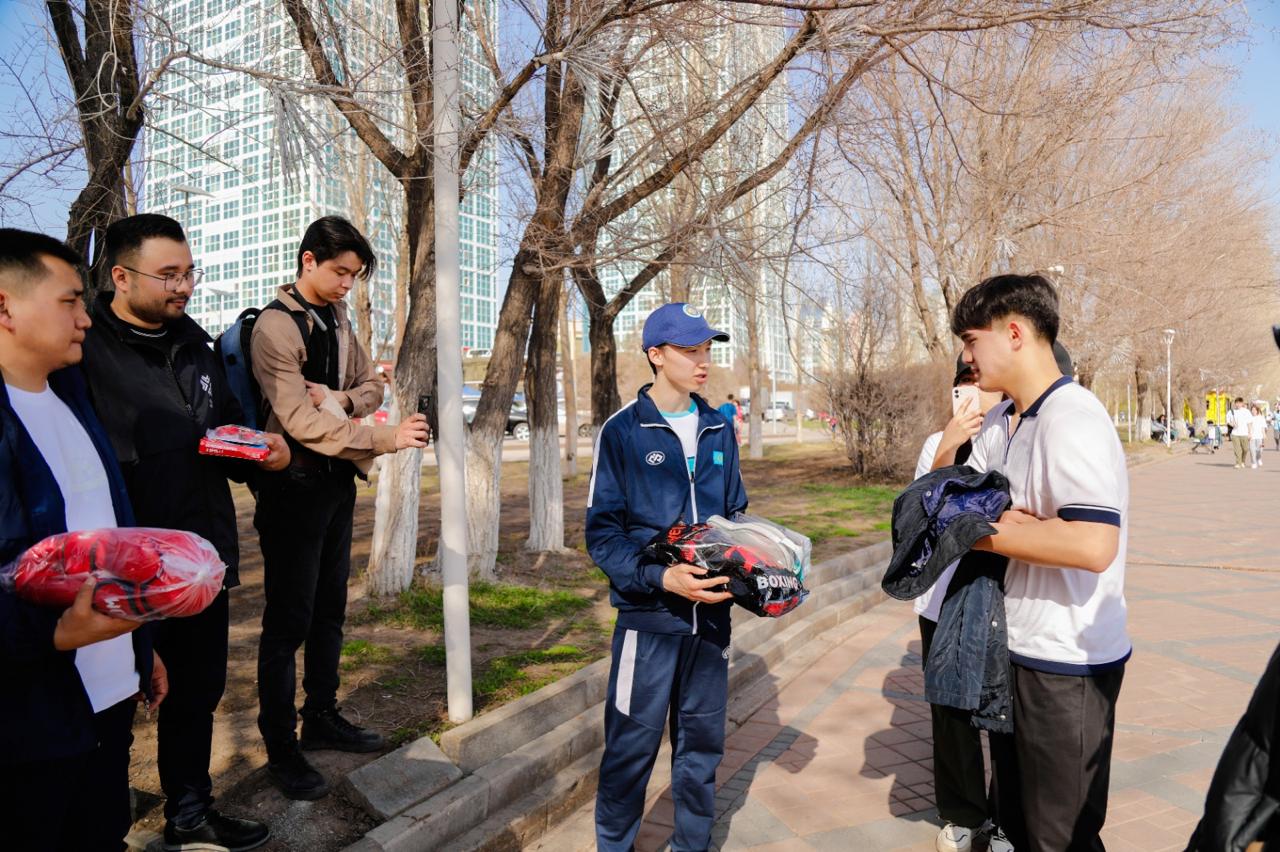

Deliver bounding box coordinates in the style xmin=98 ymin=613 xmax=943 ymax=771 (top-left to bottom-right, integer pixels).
xmin=919 ymin=617 xmax=1024 ymax=843
xmin=1011 ymin=662 xmax=1125 ymax=852
xmin=596 ymin=627 xmax=729 ymax=852
xmin=1 ymin=697 xmax=137 ymax=852
xmin=154 ymin=588 xmax=229 ymax=826
xmin=254 ymin=470 xmax=356 ymax=754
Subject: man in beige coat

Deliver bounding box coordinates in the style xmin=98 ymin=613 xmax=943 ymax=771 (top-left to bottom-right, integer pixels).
xmin=251 ymin=216 xmax=428 ymax=800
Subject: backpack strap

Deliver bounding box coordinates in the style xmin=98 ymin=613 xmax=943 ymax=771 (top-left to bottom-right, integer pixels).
xmin=263 ymin=298 xmax=310 ymax=348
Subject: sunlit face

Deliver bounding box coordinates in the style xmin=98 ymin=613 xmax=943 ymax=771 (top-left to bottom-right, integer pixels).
xmin=958 ymin=324 xmax=1014 ymax=395
xmin=114 ymin=237 xmax=197 ymax=325
xmin=649 ymin=341 xmax=712 ymax=393
xmin=299 ymin=250 xmax=363 ymax=304
xmin=0 ymin=255 xmax=92 ymax=372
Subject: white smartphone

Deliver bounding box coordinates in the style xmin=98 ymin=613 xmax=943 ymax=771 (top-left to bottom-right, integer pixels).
xmin=952 ymin=384 xmax=980 ymax=416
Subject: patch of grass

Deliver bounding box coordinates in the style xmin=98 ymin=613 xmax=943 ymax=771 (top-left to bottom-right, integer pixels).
xmin=379 ymin=674 xmax=410 ymax=690
xmin=475 ymin=644 xmax=594 ymax=702
xmin=771 ymin=482 xmax=897 ymax=543
xmin=417 ymin=644 xmax=447 ymax=666
xmin=340 ymin=640 xmax=395 ymax=671
xmin=389 ymin=722 xmax=431 ymax=747
xmin=361 ymin=581 xmax=592 ymax=631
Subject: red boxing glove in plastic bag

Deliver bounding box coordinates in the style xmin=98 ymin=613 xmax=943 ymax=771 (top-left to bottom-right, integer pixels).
xmin=0 ymin=528 xmax=227 ymax=621
xmin=198 ymin=424 xmax=270 ymax=462
xmin=646 ymin=514 xmax=811 ymax=618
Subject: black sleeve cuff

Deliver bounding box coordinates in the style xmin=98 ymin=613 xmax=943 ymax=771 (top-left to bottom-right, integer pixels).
xmin=1057 ymin=505 xmax=1122 ymax=527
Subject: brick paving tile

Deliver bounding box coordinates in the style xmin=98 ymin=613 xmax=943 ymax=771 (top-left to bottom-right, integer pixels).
xmin=619 ymin=453 xmax=1280 ymax=851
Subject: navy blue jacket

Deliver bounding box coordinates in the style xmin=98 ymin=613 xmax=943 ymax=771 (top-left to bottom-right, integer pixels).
xmin=0 ymin=367 xmax=154 ymax=765
xmin=586 ymin=385 xmax=748 ymax=637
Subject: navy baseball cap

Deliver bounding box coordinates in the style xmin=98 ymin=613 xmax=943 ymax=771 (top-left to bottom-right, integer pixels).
xmin=641 ymin=303 xmax=729 ymax=352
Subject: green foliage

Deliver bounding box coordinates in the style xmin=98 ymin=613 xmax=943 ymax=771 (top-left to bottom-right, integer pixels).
xmin=474 ymin=645 xmax=593 ymax=702
xmin=340 ymin=639 xmax=395 ymax=671
xmin=417 ymin=644 xmax=447 ymax=666
xmin=361 ymin=581 xmax=592 ymax=631
xmin=773 ymin=483 xmax=897 ymax=544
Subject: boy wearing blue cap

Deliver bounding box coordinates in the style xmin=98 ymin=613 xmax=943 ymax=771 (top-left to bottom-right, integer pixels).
xmin=587 ymin=302 xmax=748 ymax=851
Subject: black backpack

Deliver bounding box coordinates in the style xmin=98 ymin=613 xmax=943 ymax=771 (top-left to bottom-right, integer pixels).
xmin=214 ymin=301 xmax=308 ymax=430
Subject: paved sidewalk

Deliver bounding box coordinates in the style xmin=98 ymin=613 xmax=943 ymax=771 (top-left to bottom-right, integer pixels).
xmin=627 ymin=447 xmax=1280 ymax=851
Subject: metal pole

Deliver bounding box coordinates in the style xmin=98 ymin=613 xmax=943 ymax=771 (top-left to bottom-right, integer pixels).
xmin=1166 ymin=344 xmax=1173 ymax=448
xmin=1127 ymin=381 xmax=1133 ymax=443
xmin=433 ymin=0 xmax=472 ymax=722
xmin=770 ymin=369 xmax=778 ymax=436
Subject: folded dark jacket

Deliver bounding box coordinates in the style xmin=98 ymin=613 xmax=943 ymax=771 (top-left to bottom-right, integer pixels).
xmin=883 ymin=465 xmax=1013 ymax=733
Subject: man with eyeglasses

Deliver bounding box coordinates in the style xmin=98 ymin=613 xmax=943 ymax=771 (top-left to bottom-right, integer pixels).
xmin=80 ymin=213 xmax=286 ymax=852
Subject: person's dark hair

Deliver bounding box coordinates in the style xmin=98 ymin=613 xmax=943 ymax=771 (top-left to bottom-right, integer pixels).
xmin=727 ymin=393 xmax=735 ymax=401
xmin=297 ymin=216 xmax=376 ymax=280
xmin=1235 ymin=397 xmax=1245 ymax=404
xmin=0 ymin=228 xmax=83 ymax=294
xmin=102 ymin=214 xmax=187 ymax=272
xmin=950 ymin=273 xmax=1059 ymax=343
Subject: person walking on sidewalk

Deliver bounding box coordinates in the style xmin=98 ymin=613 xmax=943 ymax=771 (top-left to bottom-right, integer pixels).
xmin=81 ymin=214 xmax=285 ymax=851
xmin=587 ymin=302 xmax=747 ymax=852
xmin=1248 ymin=404 xmax=1265 ymax=468
xmin=1227 ymin=398 xmax=1253 ymax=469
xmin=251 ymin=217 xmax=429 ymax=800
xmin=914 ymin=358 xmax=1019 ymax=852
xmin=953 ymin=273 xmax=1131 ymax=852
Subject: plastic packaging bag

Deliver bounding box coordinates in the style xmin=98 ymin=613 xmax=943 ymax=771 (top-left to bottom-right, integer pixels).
xmin=198 ymin=424 xmax=270 ymax=461
xmin=646 ymin=514 xmax=812 ymax=618
xmin=0 ymin=528 xmax=227 ymax=621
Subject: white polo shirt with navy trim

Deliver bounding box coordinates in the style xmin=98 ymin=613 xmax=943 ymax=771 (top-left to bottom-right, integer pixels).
xmin=970 ymin=377 xmax=1131 ymax=674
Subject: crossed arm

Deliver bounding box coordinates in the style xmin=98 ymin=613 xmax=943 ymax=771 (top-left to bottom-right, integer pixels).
xmin=973 ymin=509 xmax=1120 ymax=573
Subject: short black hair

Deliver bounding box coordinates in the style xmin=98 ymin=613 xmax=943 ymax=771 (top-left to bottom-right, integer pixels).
xmin=297 ymin=216 xmax=376 ymax=280
xmin=950 ymin=273 xmax=1059 ymax=343
xmin=0 ymin=228 xmax=83 ymax=294
xmin=103 ymin=214 xmax=187 ymax=271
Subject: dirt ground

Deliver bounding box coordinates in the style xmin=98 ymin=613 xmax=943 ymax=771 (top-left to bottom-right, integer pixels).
xmin=126 ymin=438 xmax=894 ymax=850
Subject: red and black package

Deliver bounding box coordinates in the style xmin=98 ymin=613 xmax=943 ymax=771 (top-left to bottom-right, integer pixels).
xmin=0 ymin=528 xmax=227 ymax=621
xmin=198 ymin=424 xmax=270 ymax=461
xmin=646 ymin=515 xmax=810 ymax=618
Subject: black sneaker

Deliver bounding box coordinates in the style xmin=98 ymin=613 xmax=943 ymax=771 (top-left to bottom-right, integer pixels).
xmin=300 ymin=707 xmax=386 ymax=753
xmin=266 ymin=745 xmax=330 ymax=800
xmin=163 ymin=809 xmax=271 ymax=851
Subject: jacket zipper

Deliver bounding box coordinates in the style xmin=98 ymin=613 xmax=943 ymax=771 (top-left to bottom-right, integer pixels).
xmin=165 ymin=353 xmax=195 ymax=418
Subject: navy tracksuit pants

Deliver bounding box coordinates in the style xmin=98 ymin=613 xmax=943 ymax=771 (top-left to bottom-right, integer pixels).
xmin=595 ymin=626 xmax=730 ymax=852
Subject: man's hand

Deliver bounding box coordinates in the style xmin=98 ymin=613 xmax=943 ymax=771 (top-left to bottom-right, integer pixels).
xmin=304 ymin=381 xmax=327 ymax=408
xmin=52 ymin=579 xmax=139 ymax=651
xmin=257 ymin=432 xmax=292 ymax=472
xmin=137 ymin=651 xmax=169 ymax=715
xmin=394 ymin=413 xmax=430 ymax=450
xmin=662 ymin=563 xmax=734 ymax=604
xmin=942 ymin=398 xmax=983 ymax=448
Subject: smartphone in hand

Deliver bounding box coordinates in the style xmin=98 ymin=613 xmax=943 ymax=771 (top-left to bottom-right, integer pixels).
xmin=417 ymin=394 xmax=434 ymax=445
xmin=952 ymin=384 xmax=980 ymax=416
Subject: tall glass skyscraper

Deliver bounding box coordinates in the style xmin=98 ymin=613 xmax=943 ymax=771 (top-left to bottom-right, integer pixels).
xmin=141 ymin=0 xmax=499 ymax=354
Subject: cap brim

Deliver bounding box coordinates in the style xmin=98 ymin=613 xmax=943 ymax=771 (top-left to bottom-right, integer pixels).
xmin=666 ymin=330 xmax=730 ymax=346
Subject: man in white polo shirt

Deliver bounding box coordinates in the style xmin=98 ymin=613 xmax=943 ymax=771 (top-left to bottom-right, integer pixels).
xmin=951 ymin=273 xmax=1129 ymax=852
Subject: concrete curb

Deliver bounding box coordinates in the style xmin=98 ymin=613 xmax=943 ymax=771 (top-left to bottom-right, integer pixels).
xmin=342 ymin=541 xmax=892 ymax=851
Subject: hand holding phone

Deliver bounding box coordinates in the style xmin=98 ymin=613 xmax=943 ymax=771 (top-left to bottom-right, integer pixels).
xmin=952 ymin=384 xmax=980 ymax=416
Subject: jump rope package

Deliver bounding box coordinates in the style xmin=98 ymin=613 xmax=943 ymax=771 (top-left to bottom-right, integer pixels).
xmin=198 ymin=424 xmax=270 ymax=462
xmin=0 ymin=528 xmax=227 ymax=621
xmin=646 ymin=514 xmax=811 ymax=618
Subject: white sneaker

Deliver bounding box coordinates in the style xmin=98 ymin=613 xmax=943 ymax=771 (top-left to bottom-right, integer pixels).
xmin=936 ymin=823 xmax=973 ymax=852
xmin=988 ymin=826 xmax=1015 ymax=852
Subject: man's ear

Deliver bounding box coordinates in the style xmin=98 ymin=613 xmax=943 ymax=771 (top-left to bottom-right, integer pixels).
xmin=110 ymin=264 xmax=130 ymax=294
xmin=0 ymin=289 xmax=17 ymax=333
xmin=1005 ymin=317 xmax=1026 ymax=352
xmin=647 ymin=345 xmax=664 ymax=368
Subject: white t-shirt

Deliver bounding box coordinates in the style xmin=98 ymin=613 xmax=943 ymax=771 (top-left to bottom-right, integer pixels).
xmin=1249 ymin=414 xmax=1266 ymax=441
xmin=968 ymin=380 xmax=1131 ymax=672
xmin=661 ymin=402 xmax=700 ymax=473
xmin=1228 ymin=408 xmax=1253 ymax=436
xmin=7 ymin=384 xmax=139 ymax=713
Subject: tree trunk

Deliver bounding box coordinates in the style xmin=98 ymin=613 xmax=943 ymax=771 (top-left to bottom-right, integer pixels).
xmin=559 ymin=287 xmax=580 ymax=476
xmin=587 ymin=302 xmax=623 ymax=427
xmin=1135 ymin=362 xmax=1151 ymax=443
xmin=525 ymin=270 xmax=567 ymax=552
xmin=366 ymin=184 xmax=435 ymax=593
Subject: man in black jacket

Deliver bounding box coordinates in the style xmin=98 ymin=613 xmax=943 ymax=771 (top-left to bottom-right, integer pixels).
xmin=82 ymin=214 xmax=288 ymax=852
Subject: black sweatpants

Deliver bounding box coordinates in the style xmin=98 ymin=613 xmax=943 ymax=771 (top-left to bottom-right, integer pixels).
xmin=918 ymin=617 xmax=1024 ymax=844
xmin=1011 ymin=662 xmax=1125 ymax=852
xmin=153 ymin=587 xmax=229 ymax=826
xmin=254 ymin=469 xmax=357 ymax=755
xmin=1 ymin=697 xmax=137 ymax=852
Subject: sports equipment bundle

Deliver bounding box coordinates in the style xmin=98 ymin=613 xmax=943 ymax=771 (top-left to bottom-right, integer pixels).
xmin=198 ymin=424 xmax=270 ymax=461
xmin=646 ymin=515 xmax=811 ymax=618
xmin=0 ymin=528 xmax=226 ymax=621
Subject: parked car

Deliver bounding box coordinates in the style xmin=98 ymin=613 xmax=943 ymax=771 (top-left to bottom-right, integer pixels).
xmin=461 ymin=388 xmax=530 ymax=440
xmin=762 ymin=401 xmax=794 ymax=422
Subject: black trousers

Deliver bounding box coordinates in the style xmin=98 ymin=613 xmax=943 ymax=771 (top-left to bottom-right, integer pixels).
xmin=919 ymin=617 xmax=1025 ymax=844
xmin=153 ymin=587 xmax=229 ymax=826
xmin=1 ymin=697 xmax=137 ymax=852
xmin=254 ymin=469 xmax=357 ymax=755
xmin=1011 ymin=661 xmax=1125 ymax=852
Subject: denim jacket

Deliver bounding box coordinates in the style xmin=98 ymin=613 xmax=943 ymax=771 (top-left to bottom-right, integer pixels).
xmin=883 ymin=465 xmax=1013 ymax=732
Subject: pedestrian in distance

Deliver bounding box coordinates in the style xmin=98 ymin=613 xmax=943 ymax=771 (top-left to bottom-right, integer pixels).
xmin=952 ymin=273 xmax=1131 ymax=852
xmin=1227 ymin=398 xmax=1253 ymax=469
xmin=586 ymin=302 xmax=747 ymax=852
xmin=81 ymin=214 xmax=285 ymax=851
xmin=718 ymin=392 xmax=742 ymax=443
xmin=0 ymin=229 xmax=169 ymax=852
xmin=251 ymin=216 xmax=429 ymax=800
xmin=1248 ymin=404 xmax=1265 ymax=468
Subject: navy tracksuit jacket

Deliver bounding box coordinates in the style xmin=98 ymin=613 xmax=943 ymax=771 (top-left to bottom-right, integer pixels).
xmin=586 ymin=385 xmax=748 ymax=851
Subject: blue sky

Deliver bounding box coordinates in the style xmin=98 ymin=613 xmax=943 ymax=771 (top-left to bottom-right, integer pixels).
xmin=1 ymin=0 xmax=1278 ymax=235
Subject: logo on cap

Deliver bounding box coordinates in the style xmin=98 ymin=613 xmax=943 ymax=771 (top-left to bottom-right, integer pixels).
xmin=682 ymin=304 xmax=701 ymax=318
xmin=645 ymin=451 xmax=665 ymax=466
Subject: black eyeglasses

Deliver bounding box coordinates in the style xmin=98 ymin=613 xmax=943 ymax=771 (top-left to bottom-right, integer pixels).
xmin=122 ymin=266 xmax=205 ymax=291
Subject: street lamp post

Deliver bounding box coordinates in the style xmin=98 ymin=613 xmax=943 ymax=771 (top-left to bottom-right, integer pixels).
xmin=1163 ymin=329 xmax=1176 ymax=448
xmin=204 ymin=284 xmax=234 ymax=333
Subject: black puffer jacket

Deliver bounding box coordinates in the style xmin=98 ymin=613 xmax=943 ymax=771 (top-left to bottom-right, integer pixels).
xmin=1187 ymin=641 xmax=1280 ymax=851
xmin=81 ymin=295 xmax=248 ymax=586
xmin=883 ymin=465 xmax=1013 ymax=732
